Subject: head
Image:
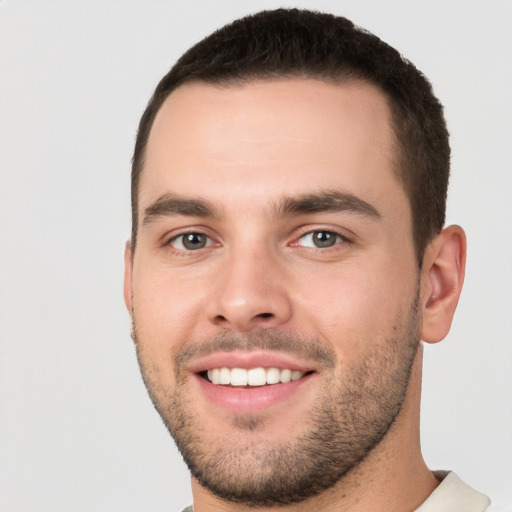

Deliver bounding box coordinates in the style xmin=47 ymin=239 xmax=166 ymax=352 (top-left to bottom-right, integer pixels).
xmin=124 ymin=8 xmax=465 ymax=508
xmin=131 ymin=8 xmax=450 ymax=267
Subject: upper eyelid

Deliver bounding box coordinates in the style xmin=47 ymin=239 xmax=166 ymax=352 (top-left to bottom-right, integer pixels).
xmin=299 ymin=228 xmax=348 ymax=239
xmin=164 ymin=231 xmax=219 ymax=255
xmin=159 ymin=225 xmax=354 ymax=248
xmin=298 ymin=230 xmax=345 ymax=240
xmin=293 ymin=231 xmax=347 ymax=248
xmin=162 ymin=226 xmax=217 ymax=244
xmin=169 ymin=232 xmax=215 ymax=250
xmin=169 ymin=232 xmax=212 ymax=242
xmin=292 ymin=225 xmax=355 ymax=242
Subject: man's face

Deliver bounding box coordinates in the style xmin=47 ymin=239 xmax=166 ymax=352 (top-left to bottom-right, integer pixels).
xmin=125 ymin=79 xmax=421 ymax=505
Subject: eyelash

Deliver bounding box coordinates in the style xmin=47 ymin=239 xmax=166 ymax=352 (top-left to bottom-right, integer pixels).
xmin=292 ymin=228 xmax=351 ymax=251
xmin=164 ymin=227 xmax=351 ymax=255
xmin=166 ymin=231 xmax=217 ymax=252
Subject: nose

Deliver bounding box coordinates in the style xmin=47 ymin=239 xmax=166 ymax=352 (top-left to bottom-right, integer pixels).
xmin=207 ymin=245 xmax=293 ymax=332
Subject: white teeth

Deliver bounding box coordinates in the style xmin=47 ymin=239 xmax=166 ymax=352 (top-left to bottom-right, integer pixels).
xmin=280 ymin=369 xmax=292 ymax=383
xmin=205 ymin=367 xmax=306 ymax=386
xmin=247 ymin=367 xmax=267 ymax=386
xmin=219 ymin=367 xmax=231 ymax=385
xmin=266 ymin=367 xmax=280 ymax=384
xmin=291 ymin=370 xmax=303 ymax=381
xmin=230 ymin=368 xmax=248 ymax=386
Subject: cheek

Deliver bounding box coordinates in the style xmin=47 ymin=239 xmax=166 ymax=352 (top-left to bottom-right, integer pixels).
xmin=293 ymin=258 xmax=417 ymax=356
xmin=131 ymin=267 xmax=206 ymax=358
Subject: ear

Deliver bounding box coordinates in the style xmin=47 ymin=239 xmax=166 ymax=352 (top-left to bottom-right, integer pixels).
xmin=420 ymin=225 xmax=466 ymax=344
xmin=123 ymin=241 xmax=134 ymax=313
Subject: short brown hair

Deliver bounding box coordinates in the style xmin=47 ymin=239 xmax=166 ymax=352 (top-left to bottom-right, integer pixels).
xmin=131 ymin=8 xmax=450 ymax=265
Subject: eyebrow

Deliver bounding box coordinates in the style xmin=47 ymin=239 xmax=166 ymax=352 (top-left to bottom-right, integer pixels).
xmin=274 ymin=190 xmax=382 ymax=220
xmin=142 ymin=189 xmax=381 ymax=227
xmin=142 ymin=194 xmax=220 ymax=226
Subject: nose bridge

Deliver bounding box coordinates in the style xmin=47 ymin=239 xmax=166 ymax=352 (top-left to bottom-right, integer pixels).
xmin=208 ymin=238 xmax=292 ymax=331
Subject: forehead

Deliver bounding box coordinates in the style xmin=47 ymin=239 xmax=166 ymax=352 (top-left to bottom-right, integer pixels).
xmin=140 ymin=78 xmax=404 ymax=216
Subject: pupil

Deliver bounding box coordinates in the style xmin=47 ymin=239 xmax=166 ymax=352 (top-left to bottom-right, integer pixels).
xmin=313 ymin=231 xmax=336 ymax=248
xmin=183 ymin=233 xmax=206 ymax=250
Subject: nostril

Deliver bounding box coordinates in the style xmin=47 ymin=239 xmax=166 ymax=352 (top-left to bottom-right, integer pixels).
xmin=210 ymin=310 xmax=282 ymax=330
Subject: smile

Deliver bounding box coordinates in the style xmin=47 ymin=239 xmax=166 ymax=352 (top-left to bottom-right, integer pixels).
xmin=206 ymin=367 xmax=307 ymax=386
xmin=189 ymin=351 xmax=319 ymax=413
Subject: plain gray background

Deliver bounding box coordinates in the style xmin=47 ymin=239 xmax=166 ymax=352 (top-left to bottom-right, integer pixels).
xmin=0 ymin=1 xmax=511 ymax=511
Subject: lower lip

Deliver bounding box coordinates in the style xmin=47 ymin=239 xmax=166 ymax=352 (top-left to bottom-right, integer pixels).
xmin=194 ymin=373 xmax=315 ymax=414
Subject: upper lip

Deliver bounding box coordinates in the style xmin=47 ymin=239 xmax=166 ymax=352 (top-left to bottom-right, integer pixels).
xmin=187 ymin=350 xmax=318 ymax=374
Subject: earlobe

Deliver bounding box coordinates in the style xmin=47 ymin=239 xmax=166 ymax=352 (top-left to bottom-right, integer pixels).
xmin=420 ymin=225 xmax=466 ymax=344
xmin=123 ymin=241 xmax=134 ymax=313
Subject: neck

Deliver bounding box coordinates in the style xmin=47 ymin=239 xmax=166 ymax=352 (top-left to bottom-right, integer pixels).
xmin=191 ymin=345 xmax=438 ymax=512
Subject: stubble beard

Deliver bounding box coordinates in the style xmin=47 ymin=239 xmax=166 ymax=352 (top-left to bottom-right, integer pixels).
xmin=132 ymin=292 xmax=421 ymax=507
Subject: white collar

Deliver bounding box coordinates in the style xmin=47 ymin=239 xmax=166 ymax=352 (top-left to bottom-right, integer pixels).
xmin=415 ymin=471 xmax=490 ymax=512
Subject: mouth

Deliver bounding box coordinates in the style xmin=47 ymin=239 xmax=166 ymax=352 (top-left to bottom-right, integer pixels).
xmin=189 ymin=352 xmax=318 ymax=414
xmin=201 ymin=367 xmax=313 ymax=387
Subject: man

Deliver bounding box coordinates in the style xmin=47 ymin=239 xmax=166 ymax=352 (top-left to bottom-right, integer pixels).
xmin=123 ymin=8 xmax=491 ymax=511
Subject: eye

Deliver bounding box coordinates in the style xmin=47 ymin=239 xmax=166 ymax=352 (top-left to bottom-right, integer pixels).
xmin=296 ymin=230 xmax=344 ymax=249
xmin=169 ymin=232 xmax=214 ymax=251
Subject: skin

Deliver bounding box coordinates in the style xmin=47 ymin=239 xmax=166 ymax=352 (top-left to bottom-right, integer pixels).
xmin=124 ymin=79 xmax=466 ymax=511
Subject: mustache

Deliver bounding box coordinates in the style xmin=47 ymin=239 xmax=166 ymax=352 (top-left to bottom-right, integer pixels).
xmin=174 ymin=330 xmax=337 ymax=372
